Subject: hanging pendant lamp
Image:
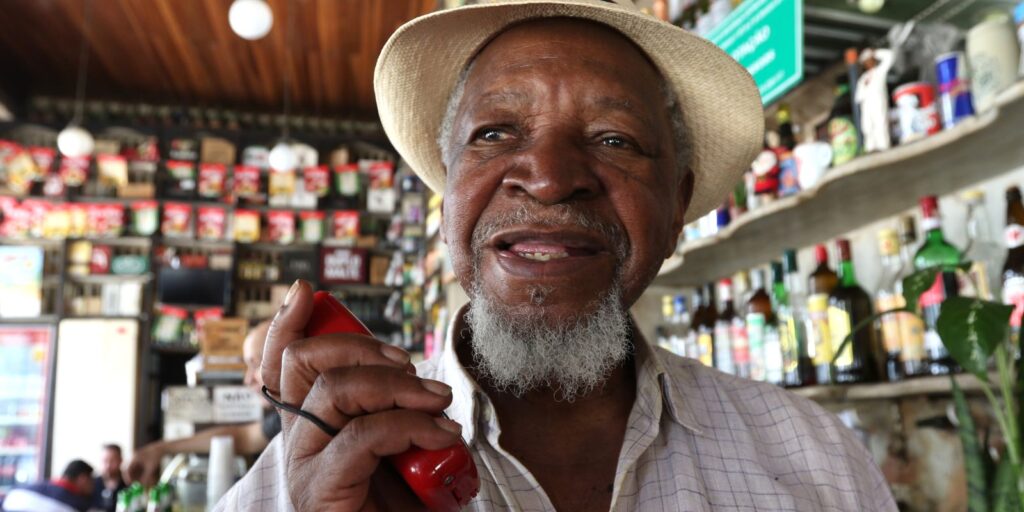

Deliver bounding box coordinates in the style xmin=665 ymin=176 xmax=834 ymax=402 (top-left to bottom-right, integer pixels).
xmin=269 ymin=0 xmax=296 ymax=172
xmin=58 ymin=0 xmax=94 ymax=158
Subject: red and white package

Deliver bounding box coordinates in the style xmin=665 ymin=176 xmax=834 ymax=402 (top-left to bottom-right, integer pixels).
xmin=267 ymin=210 xmax=295 ymax=245
xmin=193 ymin=307 xmax=225 ymax=341
xmin=21 ymin=199 xmax=52 ymax=238
xmin=365 ymin=161 xmax=395 ymax=189
xmin=102 ymin=203 xmax=126 ymax=237
xmin=90 ymin=245 xmax=113 ymax=274
xmin=197 ymin=206 xmax=227 ymax=240
xmin=161 ymin=202 xmax=193 ymax=237
xmin=60 ymin=156 xmax=91 ymax=187
xmin=303 ymin=165 xmax=330 ymax=197
xmin=331 ymin=210 xmax=360 ymax=239
xmin=198 ymin=163 xmax=228 ymax=198
xmin=28 ymin=147 xmax=57 ymax=178
xmin=233 ymin=165 xmax=261 ymax=197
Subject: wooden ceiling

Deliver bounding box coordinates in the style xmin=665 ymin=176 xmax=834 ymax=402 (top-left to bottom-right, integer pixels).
xmin=0 ymin=0 xmax=437 ymax=119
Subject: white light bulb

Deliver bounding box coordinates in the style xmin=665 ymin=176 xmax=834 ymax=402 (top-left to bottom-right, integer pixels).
xmin=57 ymin=125 xmax=95 ymax=158
xmin=229 ymin=0 xmax=273 ymax=40
xmin=268 ymin=142 xmax=297 ymax=172
xmin=858 ymin=0 xmax=885 ymax=14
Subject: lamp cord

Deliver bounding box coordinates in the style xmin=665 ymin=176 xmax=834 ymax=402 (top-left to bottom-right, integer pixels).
xmin=281 ymin=0 xmax=295 ymax=140
xmin=72 ymin=0 xmax=93 ymax=124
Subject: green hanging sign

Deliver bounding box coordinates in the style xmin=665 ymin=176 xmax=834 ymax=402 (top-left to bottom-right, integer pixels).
xmin=708 ymin=0 xmax=804 ymax=105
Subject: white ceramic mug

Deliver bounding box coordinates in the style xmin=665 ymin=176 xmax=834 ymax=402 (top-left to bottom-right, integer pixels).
xmin=967 ymin=18 xmax=1021 ymax=112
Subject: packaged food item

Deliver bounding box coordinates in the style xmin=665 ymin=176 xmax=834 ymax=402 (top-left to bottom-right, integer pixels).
xmin=90 ymin=245 xmax=113 ymax=274
xmin=98 ymin=155 xmax=129 ymax=188
xmin=131 ymin=201 xmax=159 ymax=236
xmin=267 ymin=210 xmax=296 ymax=245
xmin=161 ymin=202 xmax=193 ymax=237
xmin=168 ymin=138 xmax=198 ymax=161
xmin=333 ymin=163 xmax=360 ymax=196
xmin=197 ymin=206 xmax=227 ymax=240
xmin=293 ymin=143 xmax=318 ymax=169
xmin=233 ymin=165 xmax=261 ymax=197
xmin=198 ymin=163 xmax=228 ymax=198
xmin=21 ymin=200 xmax=52 ymax=238
xmin=233 ymin=209 xmax=261 ymax=243
xmin=5 ymin=151 xmax=38 ymax=195
xmin=124 ymin=136 xmax=160 ymax=162
xmin=269 ymin=169 xmax=296 ymax=199
xmin=242 ymin=146 xmax=270 ymax=168
xmin=102 ymin=203 xmax=126 ymax=237
xmin=893 ymin=82 xmax=940 ymax=144
xmin=166 ymin=160 xmax=196 ymax=196
xmin=299 ymin=211 xmax=326 ymax=243
xmin=303 ymin=165 xmax=330 ymax=197
xmin=0 ymin=198 xmax=29 ymax=238
xmin=68 ymin=240 xmax=93 ymax=276
xmin=111 ymin=255 xmax=149 ymax=275
xmin=365 ymin=161 xmax=395 ymax=189
xmin=28 ymin=147 xmax=56 ymax=178
xmin=332 ymin=210 xmax=360 ymax=239
xmin=65 ymin=203 xmax=87 ymax=238
xmin=200 ymin=137 xmax=236 ymax=165
xmin=152 ymin=305 xmax=189 ymax=344
xmin=42 ymin=174 xmax=65 ymax=197
xmin=41 ymin=204 xmax=71 ymax=239
xmin=193 ymin=307 xmax=225 ymax=344
xmin=59 ymin=156 xmax=91 ymax=187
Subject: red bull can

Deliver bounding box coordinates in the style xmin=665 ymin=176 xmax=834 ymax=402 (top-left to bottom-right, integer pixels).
xmin=935 ymin=52 xmax=975 ymax=129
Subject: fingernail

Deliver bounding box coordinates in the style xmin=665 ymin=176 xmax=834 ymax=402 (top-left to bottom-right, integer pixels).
xmin=380 ymin=344 xmax=410 ymax=364
xmin=283 ymin=280 xmax=301 ymax=307
xmin=421 ymin=379 xmax=452 ymax=397
xmin=435 ymin=417 xmax=462 ymax=435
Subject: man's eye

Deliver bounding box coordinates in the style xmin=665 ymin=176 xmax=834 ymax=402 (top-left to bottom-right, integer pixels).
xmin=474 ymin=128 xmax=507 ymax=142
xmin=601 ymin=136 xmax=629 ymax=148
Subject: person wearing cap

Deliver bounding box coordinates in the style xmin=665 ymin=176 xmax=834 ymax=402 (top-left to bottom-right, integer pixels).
xmin=217 ymin=1 xmax=897 ymax=510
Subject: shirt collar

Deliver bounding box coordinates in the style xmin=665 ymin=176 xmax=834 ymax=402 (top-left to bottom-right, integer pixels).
xmin=434 ymin=303 xmax=705 ymax=444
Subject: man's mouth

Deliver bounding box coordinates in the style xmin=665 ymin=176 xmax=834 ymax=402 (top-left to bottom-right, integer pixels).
xmin=491 ymin=229 xmax=608 ymax=263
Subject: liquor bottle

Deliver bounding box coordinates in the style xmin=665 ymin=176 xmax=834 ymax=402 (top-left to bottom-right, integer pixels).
xmin=714 ymin=279 xmax=736 ymax=375
xmin=746 ymin=268 xmax=774 ymax=381
xmin=1002 ymin=187 xmax=1024 ymax=345
xmin=897 ymin=216 xmax=929 ymax=377
xmin=730 ymin=273 xmax=751 ymax=378
xmin=777 ymin=250 xmax=815 ymax=387
xmin=807 ymin=244 xmax=839 ymax=384
xmin=658 ymin=296 xmax=675 ymax=352
xmin=776 ymin=105 xmax=800 ymax=197
xmin=828 ymin=75 xmax=860 ymax=167
xmin=914 ymin=195 xmax=962 ymax=375
xmin=962 ymin=189 xmax=1001 ymax=300
xmin=673 ymin=295 xmax=693 ymax=358
xmin=875 ymin=229 xmax=905 ymax=381
xmin=829 ymin=239 xmax=881 ymax=383
xmin=690 ymin=287 xmax=716 ymax=367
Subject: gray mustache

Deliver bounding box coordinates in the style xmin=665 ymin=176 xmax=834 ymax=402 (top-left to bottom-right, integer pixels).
xmin=470 ymin=204 xmax=630 ymax=262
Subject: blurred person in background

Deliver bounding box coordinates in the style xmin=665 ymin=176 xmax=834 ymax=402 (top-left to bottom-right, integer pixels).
xmin=91 ymin=444 xmax=126 ymax=512
xmin=125 ymin=319 xmax=280 ymax=486
xmin=1 ymin=459 xmax=94 ymax=512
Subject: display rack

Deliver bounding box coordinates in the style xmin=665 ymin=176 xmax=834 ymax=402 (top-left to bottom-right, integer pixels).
xmin=656 ymin=81 xmax=1024 ymax=286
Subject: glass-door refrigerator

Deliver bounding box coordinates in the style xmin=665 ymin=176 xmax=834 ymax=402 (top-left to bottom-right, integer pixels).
xmin=0 ymin=325 xmax=54 ymax=497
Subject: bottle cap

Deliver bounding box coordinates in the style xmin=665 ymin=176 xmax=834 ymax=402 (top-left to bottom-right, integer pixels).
xmin=876 ymin=228 xmax=899 ymax=256
xmin=836 ymin=238 xmax=852 ymax=261
xmin=783 ymin=249 xmax=799 ymax=273
xmin=919 ymin=195 xmax=939 ymax=218
xmin=960 ymin=189 xmax=984 ymax=204
xmin=814 ymin=244 xmax=829 ymax=264
xmin=845 ymin=48 xmax=859 ymax=65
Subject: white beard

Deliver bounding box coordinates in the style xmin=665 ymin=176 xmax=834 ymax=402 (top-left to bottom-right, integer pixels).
xmin=465 ymin=203 xmax=633 ymax=401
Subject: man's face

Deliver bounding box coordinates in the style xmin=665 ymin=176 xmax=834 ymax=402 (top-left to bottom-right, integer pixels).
xmin=101 ymin=448 xmax=121 ymax=479
xmin=442 ymin=19 xmax=689 ymax=322
xmin=243 ymin=321 xmax=271 ymax=397
xmin=76 ymin=473 xmax=95 ymax=496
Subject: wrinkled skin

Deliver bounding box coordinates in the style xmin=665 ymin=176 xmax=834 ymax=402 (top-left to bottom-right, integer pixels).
xmin=261 ymin=18 xmax=692 ymax=512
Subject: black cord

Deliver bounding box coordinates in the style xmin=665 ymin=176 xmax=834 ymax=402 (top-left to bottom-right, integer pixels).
xmin=262 ymin=385 xmax=340 ymax=437
xmin=72 ymin=0 xmax=93 ymax=123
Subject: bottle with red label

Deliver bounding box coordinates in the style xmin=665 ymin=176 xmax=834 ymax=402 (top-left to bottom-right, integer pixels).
xmin=913 ymin=196 xmax=963 ymax=375
xmin=1002 ymin=186 xmax=1024 ymax=346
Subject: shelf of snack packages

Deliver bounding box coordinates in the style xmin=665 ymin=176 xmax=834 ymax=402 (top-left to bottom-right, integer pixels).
xmin=0 ymin=124 xmax=434 ymax=360
xmin=657 ymin=80 xmax=1024 ymax=287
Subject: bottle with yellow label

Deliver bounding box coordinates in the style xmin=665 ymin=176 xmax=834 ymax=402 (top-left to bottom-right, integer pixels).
xmin=807 ymin=244 xmax=838 ymax=384
xmin=875 ymin=228 xmax=905 ymax=381
xmin=828 ymin=239 xmax=881 ymax=384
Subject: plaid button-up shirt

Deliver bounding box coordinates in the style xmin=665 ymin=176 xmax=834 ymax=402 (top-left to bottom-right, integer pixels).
xmin=216 ymin=306 xmax=896 ymax=511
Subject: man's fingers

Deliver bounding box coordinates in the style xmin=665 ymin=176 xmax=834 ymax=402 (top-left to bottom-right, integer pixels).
xmin=262 ymin=279 xmax=314 ymax=395
xmin=279 ymin=334 xmax=413 ymax=406
xmin=315 ymin=410 xmax=463 ymax=489
xmin=285 ymin=366 xmax=453 ymax=457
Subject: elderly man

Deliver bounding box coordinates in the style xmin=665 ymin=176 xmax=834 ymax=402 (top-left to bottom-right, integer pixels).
xmin=218 ymin=1 xmax=896 ymax=511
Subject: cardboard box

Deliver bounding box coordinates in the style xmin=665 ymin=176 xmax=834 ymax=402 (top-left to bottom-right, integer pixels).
xmin=200 ymin=318 xmax=248 ymax=371
xmin=200 ymin=137 xmax=236 ymax=165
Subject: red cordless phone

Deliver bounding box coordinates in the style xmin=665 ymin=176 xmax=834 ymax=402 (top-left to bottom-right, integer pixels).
xmin=305 ymin=291 xmax=480 ymax=512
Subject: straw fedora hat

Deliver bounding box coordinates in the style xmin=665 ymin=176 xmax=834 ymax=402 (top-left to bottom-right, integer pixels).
xmin=374 ymin=0 xmax=764 ymax=222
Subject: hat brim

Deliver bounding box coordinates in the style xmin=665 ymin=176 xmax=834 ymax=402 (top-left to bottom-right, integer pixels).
xmin=374 ymin=0 xmax=764 ymax=223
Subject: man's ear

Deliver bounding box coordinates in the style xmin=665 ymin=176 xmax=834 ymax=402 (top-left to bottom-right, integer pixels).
xmin=666 ymin=170 xmax=694 ymax=259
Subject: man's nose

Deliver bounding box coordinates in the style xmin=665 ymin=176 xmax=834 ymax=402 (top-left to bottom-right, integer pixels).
xmin=500 ymin=133 xmax=602 ymax=204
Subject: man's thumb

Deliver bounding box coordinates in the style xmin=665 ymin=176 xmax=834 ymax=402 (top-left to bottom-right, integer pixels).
xmin=261 ymin=279 xmax=314 ymax=395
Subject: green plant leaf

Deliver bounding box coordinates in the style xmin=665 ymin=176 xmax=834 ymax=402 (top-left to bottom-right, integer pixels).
xmin=990 ymin=455 xmax=1021 ymax=512
xmin=953 ymin=378 xmax=990 ymax=512
xmin=937 ymin=298 xmax=1014 ymax=379
xmin=902 ymin=266 xmax=942 ymax=313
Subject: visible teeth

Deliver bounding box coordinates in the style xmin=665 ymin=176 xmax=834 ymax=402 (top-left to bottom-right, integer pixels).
xmin=517 ymin=251 xmax=569 ymax=261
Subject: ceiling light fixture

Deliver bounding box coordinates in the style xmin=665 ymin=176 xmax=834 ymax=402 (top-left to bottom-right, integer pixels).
xmin=269 ymin=0 xmax=297 ymax=172
xmin=58 ymin=0 xmax=94 ymax=158
xmin=229 ymin=0 xmax=274 ymax=40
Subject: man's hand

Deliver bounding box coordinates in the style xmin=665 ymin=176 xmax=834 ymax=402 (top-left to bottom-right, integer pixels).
xmin=125 ymin=442 xmax=164 ymax=487
xmin=263 ymin=280 xmax=463 ymax=511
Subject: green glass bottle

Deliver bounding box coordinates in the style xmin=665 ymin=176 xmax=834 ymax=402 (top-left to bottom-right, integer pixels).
xmin=913 ymin=195 xmax=963 ymax=375
xmin=828 ymin=239 xmax=881 ymax=383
